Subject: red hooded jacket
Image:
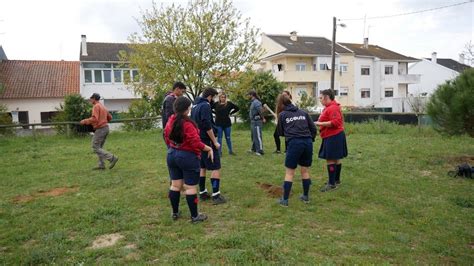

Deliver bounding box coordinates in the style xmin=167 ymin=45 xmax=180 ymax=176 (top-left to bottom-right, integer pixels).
xmin=318 ymin=101 xmax=344 ymax=139
xmin=164 ymin=114 xmax=205 ymax=157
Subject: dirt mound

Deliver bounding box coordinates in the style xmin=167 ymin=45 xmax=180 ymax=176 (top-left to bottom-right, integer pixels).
xmin=257 ymin=182 xmax=284 ymax=197
xmin=13 ymin=186 xmax=78 ymax=203
xmin=446 ymin=155 xmax=474 ymax=165
xmin=89 ymin=233 xmax=124 ymax=249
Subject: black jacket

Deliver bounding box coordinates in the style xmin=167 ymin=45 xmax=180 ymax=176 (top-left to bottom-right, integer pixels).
xmin=277 ymin=104 xmax=317 ymax=141
xmin=212 ymin=101 xmax=239 ymax=128
xmin=191 ymin=96 xmax=215 ymax=141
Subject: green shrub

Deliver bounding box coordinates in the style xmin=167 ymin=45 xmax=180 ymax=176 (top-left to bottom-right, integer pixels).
xmin=297 ymin=91 xmax=316 ymax=112
xmin=53 ymin=94 xmax=92 ymax=135
xmin=122 ymin=98 xmax=156 ymax=131
xmin=427 ymin=68 xmax=474 ymax=137
xmin=229 ymin=70 xmax=285 ymax=123
xmin=0 ymin=103 xmax=14 ymax=136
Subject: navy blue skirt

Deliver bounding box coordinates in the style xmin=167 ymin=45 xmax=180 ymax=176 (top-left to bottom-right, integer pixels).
xmin=318 ymin=131 xmax=348 ymax=160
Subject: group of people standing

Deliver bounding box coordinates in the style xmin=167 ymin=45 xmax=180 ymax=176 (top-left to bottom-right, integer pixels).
xmin=81 ymin=82 xmax=348 ymax=223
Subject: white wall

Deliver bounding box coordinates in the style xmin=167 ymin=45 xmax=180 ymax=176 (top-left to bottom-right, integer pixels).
xmin=104 ymin=99 xmax=133 ymax=113
xmin=0 ymin=98 xmax=63 ymax=124
xmin=354 ymin=57 xmax=375 ymax=107
xmin=408 ymin=59 xmax=459 ymax=96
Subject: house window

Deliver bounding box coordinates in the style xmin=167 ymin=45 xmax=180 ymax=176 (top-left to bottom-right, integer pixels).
xmin=385 ymin=66 xmax=393 ymax=75
xmin=40 ymin=111 xmax=59 ymax=123
xmin=296 ymin=63 xmax=306 ymax=71
xmin=340 ymin=63 xmax=348 ymax=72
xmin=84 ymin=70 xmax=92 ymax=83
xmin=103 ymin=70 xmax=112 ymax=83
xmin=313 ymin=64 xmax=317 ymax=71
xmin=340 ymin=87 xmax=348 ymax=96
xmin=114 ymin=70 xmax=122 ymax=83
xmin=277 ymin=64 xmax=284 ymax=71
xmin=132 ymin=70 xmax=139 ymax=82
xmin=94 ymin=70 xmax=102 ymax=83
xmin=361 ymin=88 xmax=371 ymax=98
xmin=361 ymin=66 xmax=370 ymax=75
xmin=384 ymin=88 xmax=394 ymax=97
xmin=319 ymin=64 xmax=329 ymax=70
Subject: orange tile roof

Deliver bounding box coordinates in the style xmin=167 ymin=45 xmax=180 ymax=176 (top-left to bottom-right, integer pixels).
xmin=0 ymin=60 xmax=79 ymax=99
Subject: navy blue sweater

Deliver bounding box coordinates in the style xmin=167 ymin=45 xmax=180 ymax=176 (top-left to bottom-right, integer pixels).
xmin=191 ymin=96 xmax=215 ymax=141
xmin=277 ymin=104 xmax=317 ymax=141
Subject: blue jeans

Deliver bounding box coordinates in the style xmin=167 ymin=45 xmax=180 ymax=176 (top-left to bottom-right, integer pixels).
xmin=216 ymin=126 xmax=233 ymax=154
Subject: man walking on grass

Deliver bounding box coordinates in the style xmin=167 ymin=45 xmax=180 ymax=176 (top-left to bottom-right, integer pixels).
xmin=80 ymin=93 xmax=119 ymax=170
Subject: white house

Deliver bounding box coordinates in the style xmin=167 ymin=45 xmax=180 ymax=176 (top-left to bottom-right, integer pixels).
xmin=0 ymin=59 xmax=79 ymax=124
xmin=79 ymin=35 xmax=141 ymax=113
xmin=408 ymin=52 xmax=471 ymax=96
xmin=339 ymin=39 xmax=420 ymax=112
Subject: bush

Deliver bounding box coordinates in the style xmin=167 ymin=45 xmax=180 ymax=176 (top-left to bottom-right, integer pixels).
xmin=53 ymin=94 xmax=92 ymax=135
xmin=122 ymin=98 xmax=156 ymax=131
xmin=229 ymin=70 xmax=285 ymax=123
xmin=0 ymin=104 xmax=14 ymax=136
xmin=297 ymin=92 xmax=316 ymax=112
xmin=427 ymin=69 xmax=474 ymax=137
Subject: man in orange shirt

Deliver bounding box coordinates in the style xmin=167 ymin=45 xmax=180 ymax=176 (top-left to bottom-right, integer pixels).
xmin=80 ymin=93 xmax=119 ymax=170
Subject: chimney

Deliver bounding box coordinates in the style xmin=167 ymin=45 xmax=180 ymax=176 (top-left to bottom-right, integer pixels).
xmin=363 ymin=37 xmax=369 ymax=49
xmin=459 ymin=53 xmax=465 ymax=64
xmin=81 ymin=35 xmax=88 ymax=56
xmin=431 ymin=52 xmax=437 ymax=64
xmin=290 ymin=31 xmax=297 ymax=42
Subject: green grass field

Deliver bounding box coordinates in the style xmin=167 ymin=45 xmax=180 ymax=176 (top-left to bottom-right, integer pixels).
xmin=1 ymin=123 xmax=473 ymax=264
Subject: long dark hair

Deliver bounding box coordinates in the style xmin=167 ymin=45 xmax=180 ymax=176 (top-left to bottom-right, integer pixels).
xmin=276 ymin=93 xmax=292 ymax=116
xmin=169 ymin=96 xmax=196 ymax=144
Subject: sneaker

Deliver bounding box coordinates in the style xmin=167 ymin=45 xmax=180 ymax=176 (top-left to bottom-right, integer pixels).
xmin=279 ymin=198 xmax=289 ymax=207
xmin=109 ymin=156 xmax=119 ymax=169
xmin=92 ymin=166 xmax=105 ymax=170
xmin=320 ymin=183 xmax=337 ymax=192
xmin=273 ymin=150 xmax=281 ymax=154
xmin=212 ymin=194 xmax=227 ymax=205
xmin=335 ymin=180 xmax=341 ymax=186
xmin=171 ymin=211 xmax=181 ymax=221
xmin=255 ymin=152 xmax=264 ymax=156
xmin=229 ymin=151 xmax=236 ymax=155
xmin=299 ymin=195 xmax=310 ymax=204
xmin=191 ymin=213 xmax=208 ymax=224
xmin=199 ymin=192 xmax=211 ymax=201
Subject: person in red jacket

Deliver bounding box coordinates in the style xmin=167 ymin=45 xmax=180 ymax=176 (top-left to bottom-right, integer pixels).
xmin=315 ymin=89 xmax=348 ymax=192
xmin=164 ymin=96 xmax=214 ymax=223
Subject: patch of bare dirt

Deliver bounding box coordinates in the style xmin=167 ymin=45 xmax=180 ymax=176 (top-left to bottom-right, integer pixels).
xmin=470 ymin=242 xmax=474 ymax=249
xmin=88 ymin=233 xmax=124 ymax=249
xmin=420 ymin=170 xmax=432 ymax=177
xmin=256 ymin=182 xmax=284 ymax=198
xmin=124 ymin=243 xmax=137 ymax=249
xmin=445 ymin=155 xmax=474 ymax=165
xmin=12 ymin=186 xmax=78 ymax=203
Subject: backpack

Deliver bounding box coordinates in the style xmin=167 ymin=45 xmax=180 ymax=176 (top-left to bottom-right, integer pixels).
xmin=449 ymin=163 xmax=473 ymax=178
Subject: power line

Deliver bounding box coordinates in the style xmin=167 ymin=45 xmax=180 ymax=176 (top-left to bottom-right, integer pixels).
xmin=339 ymin=0 xmax=473 ymax=21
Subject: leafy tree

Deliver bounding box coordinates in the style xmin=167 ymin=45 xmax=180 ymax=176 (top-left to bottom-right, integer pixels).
xmin=0 ymin=103 xmax=13 ymax=136
xmin=121 ymin=0 xmax=261 ymax=100
xmin=123 ymin=98 xmax=156 ymax=131
xmin=297 ymin=91 xmax=316 ymax=112
xmin=229 ymin=70 xmax=285 ymax=123
xmin=427 ymin=68 xmax=474 ymax=137
xmin=406 ymin=92 xmax=428 ymax=132
xmin=54 ymin=94 xmax=92 ymax=134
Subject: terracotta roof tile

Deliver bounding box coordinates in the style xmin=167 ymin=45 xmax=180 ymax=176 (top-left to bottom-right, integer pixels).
xmin=0 ymin=60 xmax=79 ymax=99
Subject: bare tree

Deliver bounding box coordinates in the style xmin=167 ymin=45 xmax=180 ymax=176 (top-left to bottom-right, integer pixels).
xmin=406 ymin=92 xmax=428 ymax=132
xmin=463 ymin=40 xmax=474 ymax=66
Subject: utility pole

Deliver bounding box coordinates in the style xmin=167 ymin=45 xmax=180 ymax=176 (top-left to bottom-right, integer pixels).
xmin=330 ymin=16 xmax=336 ymax=94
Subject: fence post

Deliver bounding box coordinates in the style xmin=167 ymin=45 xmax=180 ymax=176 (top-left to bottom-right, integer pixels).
xmin=32 ymin=125 xmax=36 ymax=140
xmin=66 ymin=124 xmax=71 ymax=137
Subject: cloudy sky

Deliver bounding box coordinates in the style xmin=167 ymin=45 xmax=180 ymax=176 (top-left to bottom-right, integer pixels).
xmin=0 ymin=0 xmax=472 ymax=62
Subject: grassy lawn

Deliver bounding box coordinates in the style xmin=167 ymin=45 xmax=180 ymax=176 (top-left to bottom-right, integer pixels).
xmin=0 ymin=123 xmax=473 ymax=264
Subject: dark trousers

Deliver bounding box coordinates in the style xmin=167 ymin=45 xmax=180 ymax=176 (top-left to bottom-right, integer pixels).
xmin=273 ymin=127 xmax=287 ymax=152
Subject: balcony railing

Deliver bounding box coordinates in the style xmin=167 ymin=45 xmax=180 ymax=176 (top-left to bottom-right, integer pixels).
xmin=272 ymin=70 xmax=330 ymax=82
xmin=398 ymin=74 xmax=421 ymax=84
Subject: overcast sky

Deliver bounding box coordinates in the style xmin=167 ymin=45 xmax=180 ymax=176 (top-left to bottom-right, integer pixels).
xmin=0 ymin=0 xmax=472 ymax=62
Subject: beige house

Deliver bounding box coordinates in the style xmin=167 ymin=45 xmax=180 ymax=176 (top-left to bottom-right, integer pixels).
xmin=258 ymin=33 xmax=420 ymax=112
xmin=257 ymin=32 xmax=355 ymax=106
